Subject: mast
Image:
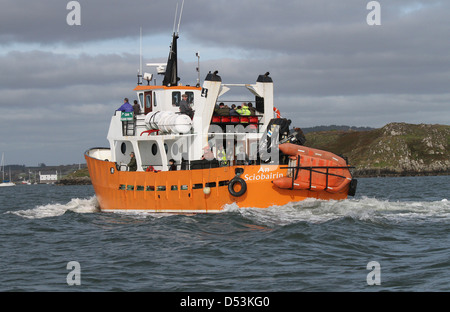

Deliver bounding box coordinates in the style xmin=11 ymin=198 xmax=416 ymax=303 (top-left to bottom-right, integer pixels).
xmin=162 ymin=32 xmax=179 ymax=87
xmin=162 ymin=0 xmax=184 ymax=87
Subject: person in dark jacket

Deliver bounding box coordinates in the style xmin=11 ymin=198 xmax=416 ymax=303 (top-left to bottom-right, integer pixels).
xmin=179 ymin=94 xmax=194 ymax=118
xmin=215 ymin=103 xmax=230 ymax=116
xmin=168 ymin=159 xmax=177 ymax=171
xmin=128 ymin=152 xmax=137 ymax=171
xmin=247 ymin=103 xmax=256 ymax=115
xmin=230 ymin=104 xmax=239 ymax=116
xmin=133 ymin=100 xmax=141 ymax=115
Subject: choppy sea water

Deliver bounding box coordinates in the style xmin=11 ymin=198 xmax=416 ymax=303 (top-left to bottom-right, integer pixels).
xmin=0 ymin=175 xmax=449 ymax=293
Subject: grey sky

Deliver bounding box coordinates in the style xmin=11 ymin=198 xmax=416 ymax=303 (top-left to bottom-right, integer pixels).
xmin=1 ymin=0 xmax=449 ymax=165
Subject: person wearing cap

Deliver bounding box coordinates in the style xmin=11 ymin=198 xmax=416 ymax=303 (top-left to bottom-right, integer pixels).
xmin=179 ymin=93 xmax=194 ymax=118
xmin=215 ymin=102 xmax=230 ymax=116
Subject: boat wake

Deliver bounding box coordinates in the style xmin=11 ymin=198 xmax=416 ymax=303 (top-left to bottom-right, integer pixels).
xmin=224 ymin=197 xmax=450 ymax=226
xmin=8 ymin=195 xmax=449 ymax=225
xmin=8 ymin=197 xmax=99 ymax=219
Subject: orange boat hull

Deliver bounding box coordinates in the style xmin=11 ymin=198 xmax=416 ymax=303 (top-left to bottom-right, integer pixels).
xmin=85 ymin=149 xmax=350 ymax=213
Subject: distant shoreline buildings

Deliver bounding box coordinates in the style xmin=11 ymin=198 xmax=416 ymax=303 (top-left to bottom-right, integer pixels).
xmin=39 ymin=171 xmax=58 ymax=184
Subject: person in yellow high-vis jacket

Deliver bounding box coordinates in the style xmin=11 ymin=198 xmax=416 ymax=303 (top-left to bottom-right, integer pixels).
xmin=217 ymin=146 xmax=228 ymax=166
xmin=236 ymin=102 xmax=251 ymax=116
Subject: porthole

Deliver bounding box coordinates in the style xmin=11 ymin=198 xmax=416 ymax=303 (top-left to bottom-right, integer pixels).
xmin=172 ymin=143 xmax=179 ymax=155
xmin=121 ymin=142 xmax=126 ymax=154
xmin=152 ymin=143 xmax=158 ymax=155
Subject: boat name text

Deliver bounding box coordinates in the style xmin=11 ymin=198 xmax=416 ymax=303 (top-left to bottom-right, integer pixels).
xmin=243 ymin=171 xmax=283 ymax=182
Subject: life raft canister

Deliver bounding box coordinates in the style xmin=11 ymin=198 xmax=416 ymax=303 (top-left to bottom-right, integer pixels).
xmin=228 ymin=176 xmax=247 ymax=197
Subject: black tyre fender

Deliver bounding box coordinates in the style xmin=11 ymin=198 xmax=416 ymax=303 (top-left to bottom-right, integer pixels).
xmin=228 ymin=176 xmax=247 ymax=197
xmin=348 ymin=179 xmax=358 ymax=197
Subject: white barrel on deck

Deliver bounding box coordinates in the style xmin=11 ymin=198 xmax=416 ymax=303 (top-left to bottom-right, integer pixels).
xmin=144 ymin=111 xmax=192 ymax=134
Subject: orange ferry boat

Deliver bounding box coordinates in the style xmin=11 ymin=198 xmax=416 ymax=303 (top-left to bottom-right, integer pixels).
xmin=85 ymin=15 xmax=357 ymax=213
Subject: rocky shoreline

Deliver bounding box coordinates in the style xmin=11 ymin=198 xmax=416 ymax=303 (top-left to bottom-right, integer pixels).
xmin=55 ymin=176 xmax=92 ymax=185
xmin=352 ymin=168 xmax=449 ymax=178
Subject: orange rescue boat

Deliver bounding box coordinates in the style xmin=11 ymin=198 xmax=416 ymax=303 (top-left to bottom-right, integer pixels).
xmin=273 ymin=143 xmax=356 ymax=194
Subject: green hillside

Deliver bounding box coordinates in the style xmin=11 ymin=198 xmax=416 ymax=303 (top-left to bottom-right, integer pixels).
xmin=304 ymin=122 xmax=450 ymax=177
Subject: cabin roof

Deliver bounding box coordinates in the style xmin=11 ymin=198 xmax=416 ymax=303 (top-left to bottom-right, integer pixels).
xmin=134 ymin=85 xmax=201 ymax=92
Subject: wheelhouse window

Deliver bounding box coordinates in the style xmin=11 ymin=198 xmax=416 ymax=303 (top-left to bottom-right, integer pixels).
xmin=139 ymin=93 xmax=144 ymax=107
xmin=172 ymin=91 xmax=194 ymax=107
xmin=172 ymin=92 xmax=181 ymax=107
xmin=186 ymin=92 xmax=194 ymax=105
xmin=145 ymin=93 xmax=151 ymax=110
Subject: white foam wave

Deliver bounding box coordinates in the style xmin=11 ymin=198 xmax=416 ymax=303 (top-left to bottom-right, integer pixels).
xmin=223 ymin=197 xmax=450 ymax=226
xmin=8 ymin=197 xmax=99 ymax=219
xmin=10 ymin=195 xmax=449 ymax=224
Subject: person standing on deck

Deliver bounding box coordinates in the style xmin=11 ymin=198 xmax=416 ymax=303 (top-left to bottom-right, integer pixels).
xmin=168 ymin=159 xmax=177 ymax=171
xmin=230 ymin=104 xmax=239 ymax=116
xmin=236 ymin=102 xmax=251 ymax=116
xmin=117 ymin=98 xmax=133 ymax=112
xmin=217 ymin=146 xmax=228 ymax=166
xmin=179 ymin=93 xmax=194 ymax=118
xmin=132 ymin=100 xmax=141 ymax=115
xmin=247 ymin=103 xmax=256 ymax=115
xmin=128 ymin=152 xmax=137 ymax=171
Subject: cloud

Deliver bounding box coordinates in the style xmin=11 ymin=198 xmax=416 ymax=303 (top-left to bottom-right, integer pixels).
xmin=0 ymin=50 xmax=138 ymax=91
xmin=1 ymin=0 xmax=449 ymax=165
xmin=0 ymin=50 xmax=138 ymax=165
xmin=0 ymin=0 xmax=171 ymax=44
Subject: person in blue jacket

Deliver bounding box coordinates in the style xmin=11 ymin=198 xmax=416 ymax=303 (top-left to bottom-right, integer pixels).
xmin=117 ymin=98 xmax=133 ymax=112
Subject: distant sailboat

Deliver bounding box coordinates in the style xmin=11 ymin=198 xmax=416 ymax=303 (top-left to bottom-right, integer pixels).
xmin=0 ymin=153 xmax=15 ymax=187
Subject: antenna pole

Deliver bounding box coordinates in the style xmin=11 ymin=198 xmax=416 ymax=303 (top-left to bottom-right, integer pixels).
xmin=177 ymin=0 xmax=185 ymax=35
xmin=196 ymin=52 xmax=200 ymax=87
xmin=140 ymin=26 xmax=143 ymax=75
xmin=172 ymin=3 xmax=178 ymax=34
xmin=137 ymin=26 xmax=143 ymax=85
